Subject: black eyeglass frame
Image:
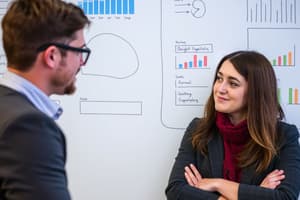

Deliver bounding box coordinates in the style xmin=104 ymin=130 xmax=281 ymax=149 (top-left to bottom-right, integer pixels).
xmin=37 ymin=42 xmax=91 ymax=65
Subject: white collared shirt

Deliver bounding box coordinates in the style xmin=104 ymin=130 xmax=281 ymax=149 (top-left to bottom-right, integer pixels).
xmin=0 ymin=71 xmax=63 ymax=120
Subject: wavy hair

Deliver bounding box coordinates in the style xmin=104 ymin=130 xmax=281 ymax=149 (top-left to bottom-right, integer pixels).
xmin=192 ymin=50 xmax=284 ymax=172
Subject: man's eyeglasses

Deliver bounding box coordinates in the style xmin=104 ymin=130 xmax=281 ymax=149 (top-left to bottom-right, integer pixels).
xmin=37 ymin=42 xmax=91 ymax=65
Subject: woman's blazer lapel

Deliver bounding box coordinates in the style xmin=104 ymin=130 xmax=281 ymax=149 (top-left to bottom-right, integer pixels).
xmin=207 ymin=132 xmax=224 ymax=178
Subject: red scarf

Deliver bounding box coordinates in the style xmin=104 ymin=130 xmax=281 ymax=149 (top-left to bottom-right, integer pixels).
xmin=216 ymin=112 xmax=250 ymax=182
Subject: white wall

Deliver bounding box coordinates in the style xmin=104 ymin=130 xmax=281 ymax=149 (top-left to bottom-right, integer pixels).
xmin=1 ymin=0 xmax=300 ymax=199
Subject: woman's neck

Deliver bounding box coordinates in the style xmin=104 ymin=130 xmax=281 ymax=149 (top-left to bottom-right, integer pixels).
xmin=228 ymin=113 xmax=246 ymax=125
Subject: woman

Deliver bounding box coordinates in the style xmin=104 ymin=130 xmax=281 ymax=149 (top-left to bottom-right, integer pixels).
xmin=165 ymin=51 xmax=300 ymax=200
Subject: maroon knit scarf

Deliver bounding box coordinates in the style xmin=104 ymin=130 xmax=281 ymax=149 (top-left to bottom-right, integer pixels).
xmin=216 ymin=112 xmax=250 ymax=182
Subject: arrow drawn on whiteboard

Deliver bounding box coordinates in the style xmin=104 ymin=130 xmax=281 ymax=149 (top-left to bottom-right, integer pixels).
xmin=82 ymin=33 xmax=139 ymax=79
xmin=175 ymin=11 xmax=190 ymax=14
xmin=174 ymin=0 xmax=206 ymax=18
xmin=175 ymin=3 xmax=191 ymax=6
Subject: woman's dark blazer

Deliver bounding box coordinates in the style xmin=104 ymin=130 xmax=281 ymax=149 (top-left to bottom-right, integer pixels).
xmin=166 ymin=118 xmax=300 ymax=200
xmin=0 ymin=86 xmax=71 ymax=200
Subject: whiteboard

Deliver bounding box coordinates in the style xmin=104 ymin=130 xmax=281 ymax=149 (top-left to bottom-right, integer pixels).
xmin=1 ymin=0 xmax=300 ymax=199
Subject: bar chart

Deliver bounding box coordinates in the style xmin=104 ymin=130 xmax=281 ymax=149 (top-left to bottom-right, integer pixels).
xmin=176 ymin=55 xmax=208 ymax=69
xmin=277 ymin=88 xmax=281 ymax=103
xmin=246 ymin=0 xmax=297 ymax=24
xmin=77 ymin=0 xmax=135 ymax=15
xmin=271 ymin=46 xmax=295 ymax=67
xmin=247 ymin=28 xmax=300 ymax=69
xmin=288 ymin=88 xmax=299 ymax=104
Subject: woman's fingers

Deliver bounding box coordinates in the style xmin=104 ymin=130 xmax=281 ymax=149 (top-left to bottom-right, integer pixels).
xmin=260 ymin=169 xmax=285 ymax=189
xmin=184 ymin=166 xmax=197 ymax=185
xmin=184 ymin=164 xmax=202 ymax=187
xmin=189 ymin=164 xmax=202 ymax=180
xmin=184 ymin=171 xmax=194 ymax=186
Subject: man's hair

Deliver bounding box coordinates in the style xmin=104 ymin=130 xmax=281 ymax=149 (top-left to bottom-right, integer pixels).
xmin=2 ymin=0 xmax=90 ymax=71
xmin=192 ymin=50 xmax=284 ymax=172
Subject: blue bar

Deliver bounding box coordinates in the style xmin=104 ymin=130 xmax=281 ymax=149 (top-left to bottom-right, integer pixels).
xmin=129 ymin=0 xmax=134 ymax=14
xmin=83 ymin=0 xmax=88 ymax=14
xmin=111 ymin=0 xmax=116 ymax=14
xmin=198 ymin=60 xmax=202 ymax=67
xmin=88 ymin=0 xmax=93 ymax=15
xmin=117 ymin=0 xmax=122 ymax=14
xmin=189 ymin=61 xmax=193 ymax=68
xmin=105 ymin=0 xmax=110 ymax=14
xmin=79 ymin=0 xmax=133 ymax=15
xmin=78 ymin=1 xmax=83 ymax=10
xmin=100 ymin=0 xmax=104 ymax=14
xmin=179 ymin=64 xmax=183 ymax=69
xmin=94 ymin=0 xmax=99 ymax=14
xmin=123 ymin=0 xmax=128 ymax=14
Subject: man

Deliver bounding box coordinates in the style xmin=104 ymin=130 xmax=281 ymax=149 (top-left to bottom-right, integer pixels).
xmin=0 ymin=0 xmax=91 ymax=199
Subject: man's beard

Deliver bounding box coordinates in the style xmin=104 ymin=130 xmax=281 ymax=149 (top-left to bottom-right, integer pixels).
xmin=51 ymin=75 xmax=76 ymax=95
xmin=51 ymin=59 xmax=78 ymax=95
xmin=64 ymin=82 xmax=76 ymax=95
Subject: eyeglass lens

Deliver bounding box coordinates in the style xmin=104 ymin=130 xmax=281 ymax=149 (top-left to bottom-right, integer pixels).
xmin=81 ymin=51 xmax=89 ymax=65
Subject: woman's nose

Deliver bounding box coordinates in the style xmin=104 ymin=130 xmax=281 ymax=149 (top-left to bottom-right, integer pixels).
xmin=217 ymin=82 xmax=227 ymax=93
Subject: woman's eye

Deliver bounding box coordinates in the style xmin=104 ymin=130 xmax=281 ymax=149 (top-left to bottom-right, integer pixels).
xmin=216 ymin=76 xmax=223 ymax=82
xmin=230 ymin=82 xmax=239 ymax=87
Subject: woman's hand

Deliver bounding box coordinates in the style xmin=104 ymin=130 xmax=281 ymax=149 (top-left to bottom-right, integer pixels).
xmin=184 ymin=164 xmax=218 ymax=191
xmin=184 ymin=164 xmax=238 ymax=200
xmin=218 ymin=196 xmax=228 ymax=200
xmin=260 ymin=169 xmax=285 ymax=189
xmin=184 ymin=164 xmax=202 ymax=188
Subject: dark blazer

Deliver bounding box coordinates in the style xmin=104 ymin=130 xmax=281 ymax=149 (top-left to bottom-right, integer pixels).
xmin=166 ymin=118 xmax=300 ymax=200
xmin=0 ymin=86 xmax=71 ymax=200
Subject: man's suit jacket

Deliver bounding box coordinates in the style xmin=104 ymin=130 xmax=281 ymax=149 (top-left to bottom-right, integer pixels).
xmin=166 ymin=118 xmax=300 ymax=200
xmin=0 ymin=86 xmax=71 ymax=200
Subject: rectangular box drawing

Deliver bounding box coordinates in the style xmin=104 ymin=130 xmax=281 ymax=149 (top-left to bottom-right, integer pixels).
xmin=80 ymin=100 xmax=142 ymax=115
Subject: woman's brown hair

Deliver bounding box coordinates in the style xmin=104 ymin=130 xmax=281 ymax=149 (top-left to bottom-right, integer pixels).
xmin=192 ymin=50 xmax=284 ymax=172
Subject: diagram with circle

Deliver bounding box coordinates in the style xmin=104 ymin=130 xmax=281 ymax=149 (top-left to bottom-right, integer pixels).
xmin=82 ymin=33 xmax=139 ymax=79
xmin=174 ymin=0 xmax=206 ymax=18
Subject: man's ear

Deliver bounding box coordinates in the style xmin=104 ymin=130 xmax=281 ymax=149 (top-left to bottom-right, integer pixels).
xmin=42 ymin=46 xmax=60 ymax=69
